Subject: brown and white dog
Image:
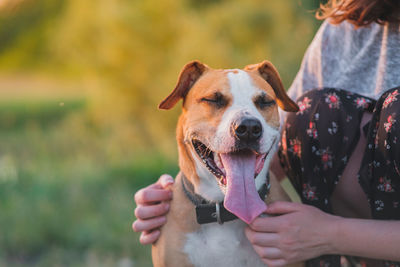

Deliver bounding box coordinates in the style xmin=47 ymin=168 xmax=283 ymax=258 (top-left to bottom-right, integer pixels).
xmin=152 ymin=60 xmax=302 ymax=267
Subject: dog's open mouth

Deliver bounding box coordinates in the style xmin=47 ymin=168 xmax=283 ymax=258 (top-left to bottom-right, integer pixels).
xmin=192 ymin=139 xmax=268 ymax=223
xmin=192 ymin=139 xmax=267 ymax=187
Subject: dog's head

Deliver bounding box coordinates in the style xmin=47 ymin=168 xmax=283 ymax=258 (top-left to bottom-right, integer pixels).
xmin=159 ymin=61 xmax=298 ymax=223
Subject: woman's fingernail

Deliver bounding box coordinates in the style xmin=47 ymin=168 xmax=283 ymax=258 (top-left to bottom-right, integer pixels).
xmin=165 ymin=203 xmax=170 ymax=211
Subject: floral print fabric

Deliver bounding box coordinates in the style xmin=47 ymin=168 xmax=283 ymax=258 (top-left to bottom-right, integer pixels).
xmin=359 ymin=88 xmax=400 ymax=221
xmin=278 ymin=88 xmax=400 ymax=267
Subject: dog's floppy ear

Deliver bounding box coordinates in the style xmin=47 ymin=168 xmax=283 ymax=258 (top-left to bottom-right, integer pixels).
xmin=245 ymin=61 xmax=299 ymax=112
xmin=159 ymin=61 xmax=208 ymax=110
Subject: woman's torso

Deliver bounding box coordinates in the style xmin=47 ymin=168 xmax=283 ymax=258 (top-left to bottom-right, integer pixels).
xmin=285 ymin=20 xmax=400 ymax=219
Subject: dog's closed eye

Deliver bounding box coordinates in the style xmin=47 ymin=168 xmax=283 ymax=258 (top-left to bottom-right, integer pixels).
xmin=254 ymin=94 xmax=276 ymax=109
xmin=200 ymin=92 xmax=227 ymax=108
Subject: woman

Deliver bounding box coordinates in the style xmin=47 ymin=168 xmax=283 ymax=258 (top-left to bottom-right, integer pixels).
xmin=133 ymin=0 xmax=400 ymax=266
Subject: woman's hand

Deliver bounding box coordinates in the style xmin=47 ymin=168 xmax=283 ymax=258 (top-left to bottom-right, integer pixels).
xmin=132 ymin=174 xmax=174 ymax=244
xmin=245 ymin=201 xmax=338 ymax=267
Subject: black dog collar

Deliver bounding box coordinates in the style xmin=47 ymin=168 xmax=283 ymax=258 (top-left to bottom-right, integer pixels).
xmin=181 ymin=174 xmax=270 ymax=225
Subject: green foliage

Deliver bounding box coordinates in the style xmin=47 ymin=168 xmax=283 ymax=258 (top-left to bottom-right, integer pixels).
xmin=0 ymin=0 xmax=65 ymax=69
xmin=0 ymin=0 xmax=322 ymax=265
xmin=0 ymin=0 xmax=321 ymax=155
xmin=0 ymin=99 xmax=85 ymax=129
xmin=0 ymin=102 xmax=179 ymax=266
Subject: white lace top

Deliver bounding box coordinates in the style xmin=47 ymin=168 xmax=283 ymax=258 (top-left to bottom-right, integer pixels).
xmin=287 ymin=20 xmax=400 ymax=102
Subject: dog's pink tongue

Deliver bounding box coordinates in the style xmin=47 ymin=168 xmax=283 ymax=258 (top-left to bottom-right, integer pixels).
xmin=220 ymin=152 xmax=267 ymax=224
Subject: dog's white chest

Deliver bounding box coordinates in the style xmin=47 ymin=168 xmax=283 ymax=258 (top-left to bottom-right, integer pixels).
xmin=183 ymin=220 xmax=267 ymax=267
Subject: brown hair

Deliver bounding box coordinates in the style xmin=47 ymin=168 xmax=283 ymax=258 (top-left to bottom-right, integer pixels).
xmin=316 ymin=0 xmax=400 ymax=27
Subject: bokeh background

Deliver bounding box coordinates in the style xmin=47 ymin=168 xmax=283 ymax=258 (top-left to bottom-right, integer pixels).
xmin=0 ymin=0 xmax=323 ymax=266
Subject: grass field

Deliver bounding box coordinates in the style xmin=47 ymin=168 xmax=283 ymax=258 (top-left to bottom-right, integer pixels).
xmin=0 ymin=92 xmax=180 ymax=267
xmin=0 ymin=0 xmax=317 ymax=265
xmin=0 ymin=82 xmax=300 ymax=267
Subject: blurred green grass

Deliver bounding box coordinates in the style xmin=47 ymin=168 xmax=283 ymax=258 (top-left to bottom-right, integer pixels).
xmin=0 ymin=97 xmax=179 ymax=267
xmin=0 ymin=99 xmax=85 ymax=129
xmin=0 ymin=0 xmax=320 ymax=265
xmin=0 ymin=95 xmax=301 ymax=267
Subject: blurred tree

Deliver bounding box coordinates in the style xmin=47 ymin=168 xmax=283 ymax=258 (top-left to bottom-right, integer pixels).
xmin=0 ymin=2 xmax=325 ymax=265
xmin=0 ymin=0 xmax=65 ymax=70
xmin=0 ymin=0 xmax=322 ymax=157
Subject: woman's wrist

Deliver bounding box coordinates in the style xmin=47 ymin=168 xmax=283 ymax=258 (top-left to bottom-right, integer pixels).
xmin=319 ymin=213 xmax=342 ymax=256
xmin=322 ymin=216 xmax=400 ymax=261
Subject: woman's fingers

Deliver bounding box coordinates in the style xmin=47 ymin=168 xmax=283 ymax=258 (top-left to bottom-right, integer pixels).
xmin=253 ymin=245 xmax=282 ymax=259
xmin=158 ymin=174 xmax=174 ymax=188
xmin=132 ymin=216 xmax=167 ymax=233
xmin=131 ymin=174 xmax=174 ymax=244
xmin=135 ymin=188 xmax=172 ymax=205
xmin=248 ymin=216 xmax=284 ymax=232
xmin=249 ymin=202 xmax=311 ymax=232
xmin=265 ymin=201 xmax=303 ymax=215
xmin=139 ymin=230 xmax=161 ymax=245
xmin=134 ymin=174 xmax=174 ymax=205
xmin=135 ymin=202 xmax=170 ymax=220
xmin=246 ymin=230 xmax=291 ymax=266
xmin=261 ymin=258 xmax=287 ymax=267
xmin=245 ymin=226 xmax=279 ymax=246
xmin=253 ymin=245 xmax=288 ymax=266
xmin=145 ymin=174 xmax=174 ymax=190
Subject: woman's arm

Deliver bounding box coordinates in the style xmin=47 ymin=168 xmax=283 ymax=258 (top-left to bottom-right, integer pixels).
xmin=332 ymin=215 xmax=400 ymax=261
xmin=132 ymin=174 xmax=174 ymax=244
xmin=245 ymin=201 xmax=400 ymax=266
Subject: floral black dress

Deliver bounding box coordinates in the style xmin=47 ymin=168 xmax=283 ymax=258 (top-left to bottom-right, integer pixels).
xmin=278 ymin=87 xmax=400 ymax=267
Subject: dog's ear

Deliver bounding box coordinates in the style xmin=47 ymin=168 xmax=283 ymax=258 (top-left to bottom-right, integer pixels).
xmin=159 ymin=61 xmax=208 ymax=110
xmin=245 ymin=61 xmax=299 ymax=112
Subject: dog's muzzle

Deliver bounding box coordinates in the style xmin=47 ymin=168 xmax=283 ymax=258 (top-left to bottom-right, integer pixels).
xmin=231 ymin=117 xmax=263 ymax=150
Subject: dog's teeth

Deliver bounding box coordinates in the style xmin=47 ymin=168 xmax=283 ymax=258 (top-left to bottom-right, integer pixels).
xmin=214 ymin=154 xmax=221 ymax=168
xmin=193 ymin=140 xmax=227 ymax=182
xmin=214 ymin=154 xmax=225 ymax=171
xmin=221 ymin=178 xmax=227 ymax=185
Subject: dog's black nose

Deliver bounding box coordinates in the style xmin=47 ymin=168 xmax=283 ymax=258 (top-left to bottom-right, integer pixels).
xmin=233 ymin=118 xmax=262 ymax=142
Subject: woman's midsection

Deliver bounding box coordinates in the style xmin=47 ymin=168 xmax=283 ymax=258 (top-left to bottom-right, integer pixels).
xmin=331 ymin=112 xmax=373 ymax=219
